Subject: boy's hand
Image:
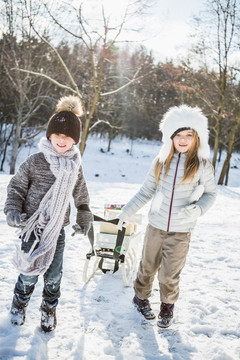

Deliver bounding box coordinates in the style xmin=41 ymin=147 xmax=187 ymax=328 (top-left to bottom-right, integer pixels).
xmin=71 ymin=223 xmax=92 ymax=237
xmin=6 ymin=210 xmax=27 ymax=227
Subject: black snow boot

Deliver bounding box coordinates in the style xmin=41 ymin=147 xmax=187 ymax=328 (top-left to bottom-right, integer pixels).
xmin=10 ymin=293 xmax=29 ymax=326
xmin=133 ymin=295 xmax=156 ymax=320
xmin=40 ymin=300 xmax=58 ymax=332
xmin=157 ymin=302 xmax=174 ymax=328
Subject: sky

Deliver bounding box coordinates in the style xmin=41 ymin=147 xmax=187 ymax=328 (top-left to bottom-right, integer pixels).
xmin=143 ymin=0 xmax=206 ymax=61
xmin=0 ymin=134 xmax=239 ymax=359
xmin=92 ymin=0 xmax=207 ymax=61
xmin=2 ymin=0 xmax=239 ymax=64
xmin=38 ymin=0 xmax=207 ymax=62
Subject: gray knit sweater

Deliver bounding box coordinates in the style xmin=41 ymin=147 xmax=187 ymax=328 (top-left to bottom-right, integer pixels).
xmin=121 ymin=152 xmax=217 ymax=233
xmin=4 ymin=152 xmax=93 ymax=227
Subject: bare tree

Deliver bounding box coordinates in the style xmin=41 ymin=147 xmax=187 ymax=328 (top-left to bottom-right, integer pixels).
xmin=185 ymin=0 xmax=240 ymax=182
xmin=15 ymin=0 xmax=152 ymax=155
xmin=217 ymin=86 xmax=240 ymax=184
xmin=1 ymin=0 xmax=58 ymax=173
xmin=211 ymin=0 xmax=238 ymax=170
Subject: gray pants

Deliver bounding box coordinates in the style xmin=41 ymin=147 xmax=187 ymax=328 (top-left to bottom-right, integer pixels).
xmin=134 ymin=224 xmax=191 ymax=304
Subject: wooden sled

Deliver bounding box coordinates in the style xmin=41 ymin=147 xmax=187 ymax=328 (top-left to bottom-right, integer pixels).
xmin=82 ymin=213 xmax=142 ymax=287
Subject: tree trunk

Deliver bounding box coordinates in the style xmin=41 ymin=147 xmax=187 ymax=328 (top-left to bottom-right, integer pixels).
xmin=10 ymin=121 xmax=21 ymax=174
xmin=80 ymin=116 xmax=92 ymax=155
xmin=80 ymin=83 xmax=101 ymax=155
xmin=212 ymin=110 xmax=222 ymax=169
xmin=0 ymin=124 xmax=14 ymax=171
xmin=224 ymin=162 xmax=230 ymax=186
xmin=107 ymin=135 xmax=112 ymax=152
xmin=108 ymin=128 xmax=115 ymax=152
xmin=218 ymin=153 xmax=231 ymax=185
xmin=217 ymin=146 xmax=222 ymax=162
xmin=218 ymin=110 xmax=240 ymax=185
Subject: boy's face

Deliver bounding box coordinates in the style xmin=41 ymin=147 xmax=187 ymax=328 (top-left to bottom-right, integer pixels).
xmin=173 ymin=129 xmax=194 ymax=153
xmin=49 ymin=133 xmax=75 ymax=153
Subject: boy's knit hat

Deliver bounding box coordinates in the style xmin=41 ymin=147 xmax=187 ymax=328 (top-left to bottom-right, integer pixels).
xmin=46 ymin=95 xmax=83 ymax=144
xmin=159 ymin=104 xmax=210 ymax=162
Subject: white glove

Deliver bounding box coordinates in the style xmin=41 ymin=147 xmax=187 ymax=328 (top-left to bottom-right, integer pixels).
xmin=178 ymin=204 xmax=201 ymax=224
xmin=117 ymin=212 xmax=129 ymax=231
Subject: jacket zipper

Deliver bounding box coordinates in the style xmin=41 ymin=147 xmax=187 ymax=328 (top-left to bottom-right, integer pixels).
xmin=167 ymin=153 xmax=181 ymax=232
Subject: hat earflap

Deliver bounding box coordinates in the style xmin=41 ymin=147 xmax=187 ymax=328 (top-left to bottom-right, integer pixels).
xmin=158 ymin=142 xmax=172 ymax=163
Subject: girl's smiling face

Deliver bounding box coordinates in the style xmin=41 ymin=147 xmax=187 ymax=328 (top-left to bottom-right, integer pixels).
xmin=173 ymin=129 xmax=194 ymax=153
xmin=49 ymin=133 xmax=75 ymax=153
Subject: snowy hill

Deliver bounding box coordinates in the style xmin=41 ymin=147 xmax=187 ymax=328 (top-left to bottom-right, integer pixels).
xmin=0 ymin=135 xmax=240 ymax=360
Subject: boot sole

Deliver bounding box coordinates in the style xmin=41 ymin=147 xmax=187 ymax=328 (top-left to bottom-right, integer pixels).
xmin=11 ymin=318 xmax=25 ymax=326
xmin=41 ymin=324 xmax=56 ymax=332
xmin=157 ymin=318 xmax=173 ymax=328
xmin=133 ymin=302 xmax=156 ymax=320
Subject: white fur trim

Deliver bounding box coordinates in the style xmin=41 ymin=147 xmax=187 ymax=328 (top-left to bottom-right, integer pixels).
xmin=159 ymin=105 xmax=210 ymax=163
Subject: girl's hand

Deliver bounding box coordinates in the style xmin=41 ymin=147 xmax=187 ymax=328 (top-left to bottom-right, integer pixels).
xmin=178 ymin=204 xmax=201 ymax=224
xmin=117 ymin=213 xmax=129 ymax=231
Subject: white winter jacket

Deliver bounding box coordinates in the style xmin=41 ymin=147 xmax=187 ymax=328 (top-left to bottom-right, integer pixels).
xmin=122 ymin=152 xmax=217 ymax=233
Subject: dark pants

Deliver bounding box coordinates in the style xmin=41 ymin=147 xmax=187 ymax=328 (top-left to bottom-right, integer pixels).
xmin=14 ymin=229 xmax=65 ymax=303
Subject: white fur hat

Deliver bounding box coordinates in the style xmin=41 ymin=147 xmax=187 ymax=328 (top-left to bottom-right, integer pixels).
xmin=159 ymin=104 xmax=210 ymax=162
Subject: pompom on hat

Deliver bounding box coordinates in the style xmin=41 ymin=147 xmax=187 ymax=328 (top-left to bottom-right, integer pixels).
xmin=159 ymin=104 xmax=210 ymax=163
xmin=46 ymin=95 xmax=83 ymax=144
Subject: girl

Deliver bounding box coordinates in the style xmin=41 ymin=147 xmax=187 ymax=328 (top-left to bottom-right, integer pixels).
xmin=4 ymin=95 xmax=93 ymax=332
xmin=117 ymin=105 xmax=217 ymax=328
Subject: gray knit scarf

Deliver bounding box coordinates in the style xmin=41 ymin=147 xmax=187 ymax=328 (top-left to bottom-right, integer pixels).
xmin=12 ymin=137 xmax=81 ymax=276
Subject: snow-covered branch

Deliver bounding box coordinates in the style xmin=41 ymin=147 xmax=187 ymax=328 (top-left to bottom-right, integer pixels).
xmin=89 ymin=120 xmax=122 ymax=132
xmin=100 ymin=69 xmax=151 ymax=96
xmin=11 ymin=68 xmax=77 ymax=94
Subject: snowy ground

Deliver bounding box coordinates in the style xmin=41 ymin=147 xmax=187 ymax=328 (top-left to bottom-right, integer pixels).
xmin=0 ymin=135 xmax=240 ymax=360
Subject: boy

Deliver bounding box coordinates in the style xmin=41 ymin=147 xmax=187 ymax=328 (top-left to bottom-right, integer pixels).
xmin=4 ymin=95 xmax=93 ymax=332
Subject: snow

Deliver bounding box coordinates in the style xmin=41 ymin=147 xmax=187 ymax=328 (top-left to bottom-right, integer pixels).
xmin=0 ymin=135 xmax=240 ymax=360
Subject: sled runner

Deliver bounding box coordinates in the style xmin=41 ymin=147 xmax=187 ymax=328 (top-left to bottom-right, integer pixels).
xmin=82 ymin=205 xmax=142 ymax=286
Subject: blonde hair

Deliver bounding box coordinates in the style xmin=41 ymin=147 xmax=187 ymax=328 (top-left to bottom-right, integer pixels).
xmin=154 ymin=131 xmax=201 ymax=184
